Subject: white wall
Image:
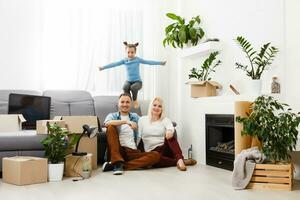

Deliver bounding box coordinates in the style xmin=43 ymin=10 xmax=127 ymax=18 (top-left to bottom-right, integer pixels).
xmin=161 ymin=0 xmax=300 ymax=179
xmin=285 ymin=0 xmax=300 ymax=180
xmin=0 ymin=0 xmax=42 ymax=90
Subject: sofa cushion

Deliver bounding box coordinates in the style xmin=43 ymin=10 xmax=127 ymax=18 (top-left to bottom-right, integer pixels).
xmin=0 ymin=131 xmax=46 ymax=151
xmin=0 ymin=90 xmax=41 ymax=114
xmin=43 ymin=90 xmax=95 ymax=119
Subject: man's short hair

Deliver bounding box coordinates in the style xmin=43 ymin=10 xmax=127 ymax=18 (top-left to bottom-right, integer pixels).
xmin=119 ymin=93 xmax=132 ymax=100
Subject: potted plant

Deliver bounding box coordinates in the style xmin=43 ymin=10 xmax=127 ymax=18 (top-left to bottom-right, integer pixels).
xmin=187 ymin=51 xmax=222 ymax=97
xmin=235 ymin=36 xmax=279 ymax=94
xmin=41 ymin=123 xmax=79 ymax=181
xmin=236 ymin=95 xmax=300 ymax=163
xmin=236 ymin=95 xmax=300 ymax=190
xmin=163 ymin=13 xmax=205 ymax=48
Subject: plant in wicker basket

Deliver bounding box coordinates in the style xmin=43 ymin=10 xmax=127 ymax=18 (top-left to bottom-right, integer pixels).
xmin=236 ymin=95 xmax=300 ymax=163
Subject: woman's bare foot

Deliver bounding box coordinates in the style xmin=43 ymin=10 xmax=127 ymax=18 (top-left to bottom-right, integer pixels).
xmin=133 ymin=100 xmax=139 ymax=109
xmin=176 ymin=159 xmax=187 ymax=171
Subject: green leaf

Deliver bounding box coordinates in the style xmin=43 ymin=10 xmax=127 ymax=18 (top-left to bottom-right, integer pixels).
xmin=189 ymin=28 xmax=197 ymax=39
xmin=178 ymin=27 xmax=187 ymax=43
xmin=165 ymin=23 xmax=175 ymax=34
xmin=166 ymin=13 xmax=184 ymax=24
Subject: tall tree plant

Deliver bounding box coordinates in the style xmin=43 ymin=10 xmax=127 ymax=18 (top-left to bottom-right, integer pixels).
xmin=236 ymin=95 xmax=300 ymax=163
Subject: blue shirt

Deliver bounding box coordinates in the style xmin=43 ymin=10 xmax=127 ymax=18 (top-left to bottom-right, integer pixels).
xmin=103 ymin=57 xmax=163 ymax=82
xmin=104 ymin=112 xmax=140 ymax=141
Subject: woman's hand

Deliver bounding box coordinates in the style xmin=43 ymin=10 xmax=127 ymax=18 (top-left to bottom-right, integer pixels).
xmin=165 ymin=130 xmax=174 ymax=140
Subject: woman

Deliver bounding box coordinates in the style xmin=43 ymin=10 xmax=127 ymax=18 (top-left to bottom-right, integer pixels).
xmin=138 ymin=97 xmax=196 ymax=171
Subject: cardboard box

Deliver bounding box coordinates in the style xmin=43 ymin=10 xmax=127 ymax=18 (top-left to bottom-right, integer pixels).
xmin=2 ymin=156 xmax=48 ymax=186
xmin=186 ymin=81 xmax=222 ymax=98
xmin=0 ymin=114 xmax=26 ymax=132
xmin=54 ymin=116 xmax=98 ymax=169
xmin=36 ymin=120 xmax=66 ymax=134
xmin=65 ymin=153 xmax=92 ymax=177
xmin=53 ymin=116 xmax=98 ymax=133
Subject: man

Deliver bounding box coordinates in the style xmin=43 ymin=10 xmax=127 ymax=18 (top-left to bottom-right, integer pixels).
xmin=102 ymin=93 xmax=160 ymax=175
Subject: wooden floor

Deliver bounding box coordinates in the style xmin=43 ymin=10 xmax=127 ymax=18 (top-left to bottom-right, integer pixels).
xmin=0 ymin=164 xmax=300 ymax=200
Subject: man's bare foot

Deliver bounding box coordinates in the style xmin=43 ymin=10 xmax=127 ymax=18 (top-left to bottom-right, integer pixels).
xmin=133 ymin=100 xmax=139 ymax=109
xmin=176 ymin=159 xmax=187 ymax=171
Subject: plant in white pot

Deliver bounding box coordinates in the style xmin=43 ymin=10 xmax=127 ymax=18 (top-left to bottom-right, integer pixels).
xmin=235 ymin=36 xmax=278 ymax=95
xmin=41 ymin=123 xmax=78 ymax=181
xmin=187 ymin=51 xmax=222 ymax=97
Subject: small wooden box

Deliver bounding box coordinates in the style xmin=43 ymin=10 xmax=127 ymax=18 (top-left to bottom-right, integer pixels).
xmin=247 ymin=163 xmax=293 ymax=191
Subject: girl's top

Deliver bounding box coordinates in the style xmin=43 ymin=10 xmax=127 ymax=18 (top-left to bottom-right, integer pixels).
xmin=103 ymin=57 xmax=163 ymax=82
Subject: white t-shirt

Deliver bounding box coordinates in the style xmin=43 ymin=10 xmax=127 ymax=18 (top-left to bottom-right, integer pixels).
xmin=138 ymin=116 xmax=174 ymax=152
xmin=119 ymin=115 xmax=137 ymax=150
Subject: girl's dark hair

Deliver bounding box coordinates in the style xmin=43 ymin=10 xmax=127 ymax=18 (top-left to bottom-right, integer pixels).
xmin=123 ymin=41 xmax=139 ymax=51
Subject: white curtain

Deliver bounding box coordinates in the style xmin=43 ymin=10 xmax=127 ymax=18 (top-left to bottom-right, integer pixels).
xmin=38 ymin=0 xmax=161 ymax=100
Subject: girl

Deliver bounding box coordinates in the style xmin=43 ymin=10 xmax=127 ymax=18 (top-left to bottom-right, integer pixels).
xmin=98 ymin=42 xmax=166 ymax=108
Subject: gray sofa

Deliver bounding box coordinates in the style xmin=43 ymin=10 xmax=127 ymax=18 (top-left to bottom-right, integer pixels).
xmin=0 ymin=90 xmax=143 ymax=174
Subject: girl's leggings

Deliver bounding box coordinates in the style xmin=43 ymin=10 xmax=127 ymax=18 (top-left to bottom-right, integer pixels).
xmin=122 ymin=81 xmax=143 ymax=101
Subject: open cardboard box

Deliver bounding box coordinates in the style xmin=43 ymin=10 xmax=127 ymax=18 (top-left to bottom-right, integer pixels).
xmin=0 ymin=114 xmax=26 ymax=132
xmin=36 ymin=120 xmax=66 ymax=134
xmin=53 ymin=116 xmax=98 ymax=169
xmin=186 ymin=81 xmax=222 ymax=98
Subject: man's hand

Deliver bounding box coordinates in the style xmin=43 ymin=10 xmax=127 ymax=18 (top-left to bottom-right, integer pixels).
xmin=98 ymin=66 xmax=104 ymax=71
xmin=162 ymin=61 xmax=167 ymax=65
xmin=165 ymin=130 xmax=174 ymax=140
xmin=127 ymin=121 xmax=138 ymax=130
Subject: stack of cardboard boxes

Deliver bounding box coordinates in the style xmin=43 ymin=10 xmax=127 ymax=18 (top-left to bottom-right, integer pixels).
xmin=1 ymin=114 xmax=99 ymax=185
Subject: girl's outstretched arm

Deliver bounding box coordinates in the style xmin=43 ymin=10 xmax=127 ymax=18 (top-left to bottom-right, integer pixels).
xmin=102 ymin=59 xmax=125 ymax=70
xmin=138 ymin=58 xmax=166 ymax=66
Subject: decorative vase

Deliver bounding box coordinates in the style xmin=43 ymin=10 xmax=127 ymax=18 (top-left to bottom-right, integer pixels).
xmin=48 ymin=163 xmax=64 ymax=181
xmin=246 ymin=79 xmax=262 ymax=95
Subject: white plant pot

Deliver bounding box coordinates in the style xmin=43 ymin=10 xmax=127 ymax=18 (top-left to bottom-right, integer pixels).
xmin=48 ymin=163 xmax=64 ymax=182
xmin=246 ymin=79 xmax=262 ymax=95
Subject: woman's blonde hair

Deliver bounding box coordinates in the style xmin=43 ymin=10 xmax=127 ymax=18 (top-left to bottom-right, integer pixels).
xmin=147 ymin=97 xmax=165 ymax=121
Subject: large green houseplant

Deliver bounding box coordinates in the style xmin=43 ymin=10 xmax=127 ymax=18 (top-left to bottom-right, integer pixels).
xmin=41 ymin=123 xmax=79 ymax=181
xmin=188 ymin=51 xmax=221 ymax=81
xmin=163 ymin=13 xmax=205 ymax=48
xmin=236 ymin=95 xmax=300 ymax=163
xmin=235 ymin=36 xmax=279 ymax=80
